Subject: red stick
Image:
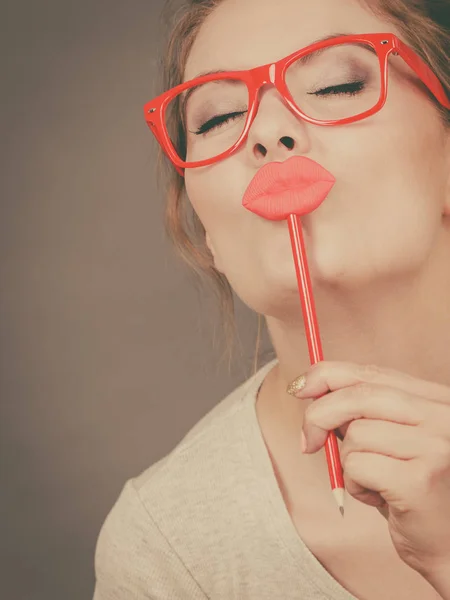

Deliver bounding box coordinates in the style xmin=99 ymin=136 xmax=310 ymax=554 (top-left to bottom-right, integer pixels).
xmin=288 ymin=214 xmax=345 ymax=515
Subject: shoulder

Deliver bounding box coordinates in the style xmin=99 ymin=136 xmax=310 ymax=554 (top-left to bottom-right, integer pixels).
xmin=93 ymin=358 xmax=277 ymax=599
xmin=132 ymin=358 xmax=277 ymax=522
xmin=93 ymin=477 xmax=207 ymax=599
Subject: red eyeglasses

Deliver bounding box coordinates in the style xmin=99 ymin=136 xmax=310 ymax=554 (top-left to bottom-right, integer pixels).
xmin=143 ymin=32 xmax=450 ymax=176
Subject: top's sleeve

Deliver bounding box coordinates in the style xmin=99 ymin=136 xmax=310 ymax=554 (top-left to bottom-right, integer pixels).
xmin=92 ymin=479 xmax=208 ymax=600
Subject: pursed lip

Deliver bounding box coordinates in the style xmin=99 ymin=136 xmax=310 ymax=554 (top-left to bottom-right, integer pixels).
xmin=242 ymin=156 xmax=336 ymax=221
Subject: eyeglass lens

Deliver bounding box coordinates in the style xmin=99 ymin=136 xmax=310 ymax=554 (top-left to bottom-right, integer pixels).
xmin=165 ymin=42 xmax=383 ymax=163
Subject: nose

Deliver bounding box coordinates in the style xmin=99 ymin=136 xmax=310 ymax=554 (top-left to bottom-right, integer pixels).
xmin=246 ymin=86 xmax=309 ymax=164
xmin=254 ymin=135 xmax=295 ymax=158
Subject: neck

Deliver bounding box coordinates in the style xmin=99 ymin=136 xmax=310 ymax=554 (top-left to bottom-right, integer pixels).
xmin=264 ymin=228 xmax=450 ymax=417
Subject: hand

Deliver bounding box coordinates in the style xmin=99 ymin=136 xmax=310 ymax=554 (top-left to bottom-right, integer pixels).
xmin=294 ymin=360 xmax=450 ymax=579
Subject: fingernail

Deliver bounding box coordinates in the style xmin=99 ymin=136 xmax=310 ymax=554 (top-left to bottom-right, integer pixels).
xmin=301 ymin=431 xmax=308 ymax=453
xmin=286 ymin=374 xmax=307 ymax=397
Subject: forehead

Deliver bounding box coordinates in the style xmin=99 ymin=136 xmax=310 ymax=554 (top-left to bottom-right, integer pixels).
xmin=184 ymin=0 xmax=400 ymax=81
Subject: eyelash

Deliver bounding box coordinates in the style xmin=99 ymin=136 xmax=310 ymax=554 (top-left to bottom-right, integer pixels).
xmin=191 ymin=80 xmax=365 ymax=136
xmin=308 ymin=80 xmax=365 ymax=97
xmin=191 ymin=111 xmax=247 ymax=136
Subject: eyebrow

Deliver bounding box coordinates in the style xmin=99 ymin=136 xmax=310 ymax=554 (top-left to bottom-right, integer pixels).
xmin=188 ymin=32 xmax=360 ymax=80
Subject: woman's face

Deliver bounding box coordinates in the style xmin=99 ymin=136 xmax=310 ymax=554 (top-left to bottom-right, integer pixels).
xmin=183 ymin=0 xmax=450 ymax=318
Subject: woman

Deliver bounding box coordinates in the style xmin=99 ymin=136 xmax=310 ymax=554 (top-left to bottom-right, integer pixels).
xmin=93 ymin=0 xmax=450 ymax=598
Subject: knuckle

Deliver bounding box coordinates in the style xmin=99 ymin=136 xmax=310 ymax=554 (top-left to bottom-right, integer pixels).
xmin=407 ymin=462 xmax=441 ymax=501
xmin=344 ymin=419 xmax=360 ymax=443
xmin=354 ymin=381 xmax=373 ymax=400
xmin=359 ymin=363 xmax=383 ymax=382
xmin=429 ymin=438 xmax=450 ymax=472
xmin=303 ymin=401 xmax=317 ymax=424
xmin=343 ymin=452 xmax=360 ymax=476
xmin=413 ymin=468 xmax=434 ymax=496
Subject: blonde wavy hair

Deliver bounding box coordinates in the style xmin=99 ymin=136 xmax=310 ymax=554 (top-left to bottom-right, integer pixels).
xmin=153 ymin=0 xmax=450 ymax=377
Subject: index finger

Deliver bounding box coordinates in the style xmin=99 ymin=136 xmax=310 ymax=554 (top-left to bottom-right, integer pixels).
xmin=297 ymin=361 xmax=450 ymax=404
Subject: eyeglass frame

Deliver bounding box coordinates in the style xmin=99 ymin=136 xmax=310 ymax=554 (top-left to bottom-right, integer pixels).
xmin=143 ymin=32 xmax=450 ymax=177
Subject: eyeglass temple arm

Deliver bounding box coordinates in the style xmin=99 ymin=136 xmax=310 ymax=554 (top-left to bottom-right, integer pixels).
xmin=396 ymin=38 xmax=450 ymax=108
xmin=146 ymin=118 xmax=185 ymax=177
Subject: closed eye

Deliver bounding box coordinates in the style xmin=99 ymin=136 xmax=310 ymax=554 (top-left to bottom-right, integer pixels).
xmin=190 ymin=110 xmax=247 ymax=135
xmin=309 ymin=80 xmax=365 ymax=97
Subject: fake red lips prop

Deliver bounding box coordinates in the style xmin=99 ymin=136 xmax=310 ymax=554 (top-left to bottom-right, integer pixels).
xmin=242 ymin=156 xmax=336 ymax=220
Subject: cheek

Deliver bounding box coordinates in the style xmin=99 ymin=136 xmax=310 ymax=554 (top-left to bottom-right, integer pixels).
xmin=305 ymin=110 xmax=446 ymax=282
xmin=184 ymin=164 xmax=281 ymax=308
xmin=185 ymin=162 xmax=252 ymax=246
xmin=186 ymin=169 xmax=233 ymax=229
xmin=371 ymin=113 xmax=446 ymax=256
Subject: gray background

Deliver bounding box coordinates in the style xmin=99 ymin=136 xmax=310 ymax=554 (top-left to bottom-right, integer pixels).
xmin=1 ymin=2 xmax=273 ymax=598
